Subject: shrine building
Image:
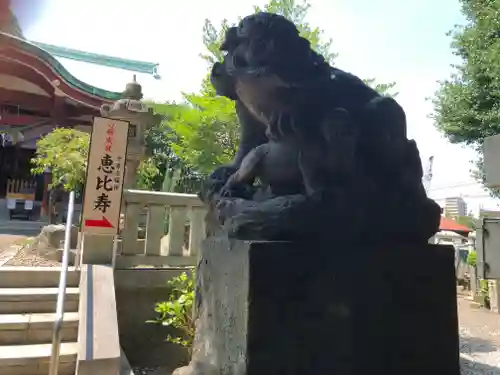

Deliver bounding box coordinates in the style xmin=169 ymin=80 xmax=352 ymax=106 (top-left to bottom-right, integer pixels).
xmin=0 ymin=0 xmax=160 ymax=218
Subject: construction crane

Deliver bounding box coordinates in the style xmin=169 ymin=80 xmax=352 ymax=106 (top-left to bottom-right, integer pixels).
xmin=423 ymin=155 xmax=434 ymax=194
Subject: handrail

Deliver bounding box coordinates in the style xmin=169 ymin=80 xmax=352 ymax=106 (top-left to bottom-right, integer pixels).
xmin=48 ymin=191 xmax=76 ymax=375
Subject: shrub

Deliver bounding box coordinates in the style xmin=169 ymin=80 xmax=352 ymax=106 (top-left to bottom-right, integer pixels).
xmin=467 ymin=251 xmax=477 ymax=267
xmin=148 ymin=272 xmax=195 ymax=352
xmin=479 ymin=279 xmax=490 ymax=308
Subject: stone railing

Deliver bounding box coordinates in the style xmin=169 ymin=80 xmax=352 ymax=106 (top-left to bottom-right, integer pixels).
xmin=115 ymin=189 xmax=206 ymax=268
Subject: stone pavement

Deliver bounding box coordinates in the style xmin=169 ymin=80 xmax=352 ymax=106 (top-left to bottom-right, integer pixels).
xmin=459 ymin=295 xmax=500 ymax=374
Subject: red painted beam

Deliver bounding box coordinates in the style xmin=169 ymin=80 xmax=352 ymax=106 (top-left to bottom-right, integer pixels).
xmin=0 ymin=88 xmax=52 ymax=113
xmin=0 ymin=113 xmax=41 ymax=125
xmin=0 ymin=88 xmax=98 ymax=117
xmin=0 ymin=59 xmax=55 ymax=95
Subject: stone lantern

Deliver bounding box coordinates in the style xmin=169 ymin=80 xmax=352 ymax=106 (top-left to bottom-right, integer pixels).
xmin=100 ymin=75 xmax=162 ymax=189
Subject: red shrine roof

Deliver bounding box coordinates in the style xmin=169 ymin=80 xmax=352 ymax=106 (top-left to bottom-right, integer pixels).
xmin=439 ymin=216 xmax=472 ymax=233
xmin=0 ymin=31 xmax=120 ymax=127
xmin=0 ymin=32 xmax=119 ymax=109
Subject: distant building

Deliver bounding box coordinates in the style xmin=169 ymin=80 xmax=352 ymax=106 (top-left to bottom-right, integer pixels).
xmin=442 ymin=197 xmax=468 ymax=217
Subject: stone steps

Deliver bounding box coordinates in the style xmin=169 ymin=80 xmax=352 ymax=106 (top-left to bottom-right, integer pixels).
xmin=0 ymin=312 xmax=78 ymax=345
xmin=0 ymin=267 xmax=80 ymax=374
xmin=0 ymin=287 xmax=79 ymax=314
xmin=0 ymin=267 xmax=80 ymax=288
xmin=0 ymin=342 xmax=77 ymax=374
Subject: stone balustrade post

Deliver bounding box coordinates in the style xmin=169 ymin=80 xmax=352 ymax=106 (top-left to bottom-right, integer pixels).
xmin=489 ymin=280 xmax=500 ymax=313
xmin=469 ymin=265 xmax=479 ymax=299
xmin=104 ymin=190 xmax=207 ymax=268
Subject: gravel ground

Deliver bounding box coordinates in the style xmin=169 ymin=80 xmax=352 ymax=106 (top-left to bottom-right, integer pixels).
xmin=458 ymin=295 xmax=500 ymax=374
xmin=0 ymin=235 xmax=29 ymax=249
xmin=0 ymin=233 xmax=63 ymax=267
xmin=3 ymin=243 xmax=62 ymax=267
xmin=0 ymin=235 xmax=31 ymax=266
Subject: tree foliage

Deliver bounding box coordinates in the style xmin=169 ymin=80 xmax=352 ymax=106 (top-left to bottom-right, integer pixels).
xmin=31 ymin=128 xmax=89 ymax=192
xmin=138 ymin=102 xmax=208 ymax=192
xmin=432 ymin=0 xmax=500 ymax=196
xmin=31 ymin=126 xmax=172 ymax=194
xmin=453 ymin=214 xmax=477 ymax=229
xmin=168 ymin=95 xmax=239 ymax=173
xmin=138 ymin=102 xmax=181 ymax=191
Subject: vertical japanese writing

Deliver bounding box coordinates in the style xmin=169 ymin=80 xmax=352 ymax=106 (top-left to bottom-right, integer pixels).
xmin=104 ymin=123 xmax=115 ymax=152
xmin=114 ymin=156 xmax=123 ymax=190
xmin=93 ymin=123 xmax=117 ymax=214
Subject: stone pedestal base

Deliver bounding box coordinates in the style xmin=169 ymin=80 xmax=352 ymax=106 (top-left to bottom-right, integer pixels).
xmin=176 ymin=236 xmax=460 ymax=375
xmin=81 ymin=234 xmax=115 ymax=264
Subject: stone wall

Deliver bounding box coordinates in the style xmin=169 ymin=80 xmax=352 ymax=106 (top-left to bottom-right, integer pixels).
xmin=114 ymin=269 xmax=191 ymax=370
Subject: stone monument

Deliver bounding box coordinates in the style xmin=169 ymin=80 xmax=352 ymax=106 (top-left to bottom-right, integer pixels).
xmin=175 ymin=13 xmax=460 ymax=375
xmin=100 ymin=75 xmax=162 ymax=189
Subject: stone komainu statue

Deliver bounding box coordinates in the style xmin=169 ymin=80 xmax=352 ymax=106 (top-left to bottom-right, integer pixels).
xmin=199 ymin=12 xmax=441 ymax=243
xmin=173 ymin=12 xmax=453 ymax=375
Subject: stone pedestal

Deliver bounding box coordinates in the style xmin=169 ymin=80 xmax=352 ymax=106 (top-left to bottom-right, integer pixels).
xmin=124 ymin=157 xmax=140 ymax=189
xmin=81 ymin=234 xmax=114 ymax=265
xmin=178 ymin=237 xmax=460 ymax=375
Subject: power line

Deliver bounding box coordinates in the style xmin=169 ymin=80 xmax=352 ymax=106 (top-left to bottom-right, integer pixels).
xmin=431 ymin=193 xmax=493 ymax=199
xmin=429 ymin=181 xmax=479 ymax=191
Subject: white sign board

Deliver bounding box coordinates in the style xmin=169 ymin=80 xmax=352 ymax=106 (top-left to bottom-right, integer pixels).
xmin=24 ymin=200 xmax=33 ymax=210
xmin=6 ymin=199 xmax=15 ymax=210
xmin=81 ymin=117 xmax=129 ymax=235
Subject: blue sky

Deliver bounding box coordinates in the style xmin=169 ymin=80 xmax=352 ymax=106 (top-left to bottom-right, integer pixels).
xmin=22 ymin=0 xmax=500 ymax=213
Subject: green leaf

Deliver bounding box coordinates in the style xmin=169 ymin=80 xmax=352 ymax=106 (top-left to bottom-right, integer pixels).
xmin=148 ymin=272 xmax=196 ymax=350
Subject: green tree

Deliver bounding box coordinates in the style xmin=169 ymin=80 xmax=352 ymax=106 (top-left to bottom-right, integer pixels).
xmin=138 ymin=102 xmax=182 ymax=191
xmin=31 ymin=126 xmax=175 ymax=194
xmin=31 ymin=128 xmax=89 ymax=192
xmin=144 ymin=102 xmax=207 ymax=193
xmin=454 ymin=214 xmax=477 ymax=229
xmin=432 ymin=0 xmax=500 ymax=196
xmin=171 ymin=0 xmax=398 ymax=174
xmin=168 ymin=95 xmax=239 ymax=174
